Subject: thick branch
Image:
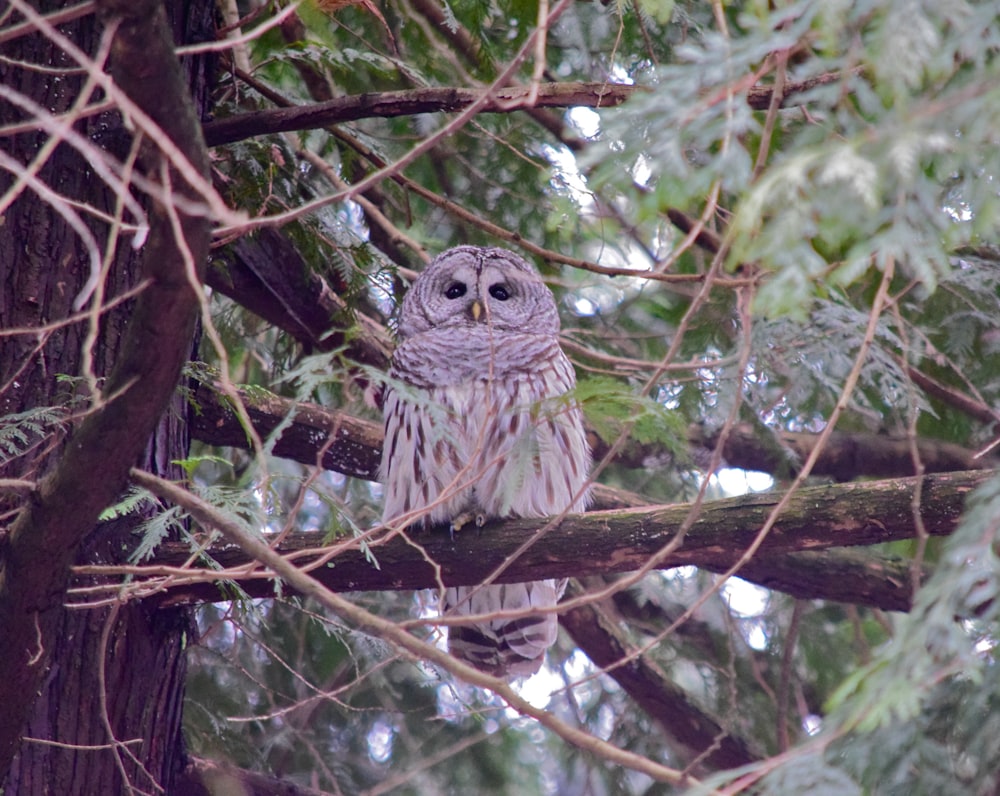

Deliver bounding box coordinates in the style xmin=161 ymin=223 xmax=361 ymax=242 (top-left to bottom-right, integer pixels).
xmin=189 ymin=379 xmax=382 ymax=481
xmin=209 ymin=228 xmax=392 ymax=367
xmin=126 ymin=471 xmax=989 ymax=608
xmin=561 ymin=582 xmax=763 ymax=771
xmin=189 ymin=381 xmax=990 ymax=487
xmin=690 ymin=423 xmax=991 ymax=481
xmin=130 ymin=468 xmax=691 ymax=785
xmin=704 ymin=548 xmax=922 ymax=611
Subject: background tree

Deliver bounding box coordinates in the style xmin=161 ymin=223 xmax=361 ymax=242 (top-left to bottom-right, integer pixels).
xmin=2 ymin=1 xmax=999 ymax=794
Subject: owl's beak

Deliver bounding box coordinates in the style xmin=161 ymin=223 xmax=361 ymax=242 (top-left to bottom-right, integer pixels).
xmin=470 ymin=299 xmax=484 ymax=322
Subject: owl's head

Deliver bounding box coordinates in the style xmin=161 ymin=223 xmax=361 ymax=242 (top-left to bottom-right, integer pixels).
xmin=397 ymin=246 xmax=561 ymax=339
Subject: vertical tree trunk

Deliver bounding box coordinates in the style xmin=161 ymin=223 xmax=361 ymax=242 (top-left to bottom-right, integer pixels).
xmin=0 ymin=0 xmax=214 ymax=791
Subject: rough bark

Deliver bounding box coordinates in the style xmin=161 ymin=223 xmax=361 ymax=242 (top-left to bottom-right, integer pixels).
xmin=121 ymin=470 xmax=988 ymax=610
xmin=0 ymin=0 xmax=211 ymax=788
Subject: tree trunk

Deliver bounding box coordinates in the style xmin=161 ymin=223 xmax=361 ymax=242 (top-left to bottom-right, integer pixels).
xmin=0 ymin=0 xmax=214 ymax=791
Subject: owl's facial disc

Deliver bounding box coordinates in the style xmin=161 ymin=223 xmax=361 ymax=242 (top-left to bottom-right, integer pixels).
xmin=398 ymin=246 xmax=560 ymax=339
xmin=435 ymin=264 xmax=520 ymax=326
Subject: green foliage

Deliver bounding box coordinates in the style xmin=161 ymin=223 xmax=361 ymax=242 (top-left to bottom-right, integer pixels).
xmin=98 ymin=485 xmax=156 ymax=522
xmin=813 ymin=474 xmax=1000 ymax=790
xmin=577 ymin=375 xmax=688 ymax=455
xmin=0 ymin=405 xmax=65 ymax=463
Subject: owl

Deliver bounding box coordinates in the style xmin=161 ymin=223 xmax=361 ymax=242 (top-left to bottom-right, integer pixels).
xmin=380 ymin=246 xmax=592 ymax=678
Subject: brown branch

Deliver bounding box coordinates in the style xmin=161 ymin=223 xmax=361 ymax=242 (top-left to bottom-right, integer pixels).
xmin=189 ymin=378 xmax=382 ymax=481
xmin=209 ymin=227 xmax=392 ymax=367
xmin=561 ymin=582 xmax=763 ymax=771
xmin=746 ymin=68 xmax=859 ymax=109
xmin=120 ymin=470 xmax=989 ymax=609
xmin=177 ymin=756 xmax=329 ymax=796
xmin=129 ymin=467 xmax=692 ymax=785
xmin=690 ymin=423 xmax=992 ymax=481
xmin=904 ymin=363 xmax=1000 ymax=427
xmin=202 ymin=82 xmax=636 ymax=147
xmin=707 ymin=548 xmax=922 ymax=612
xmin=0 ymin=0 xmax=210 ymax=773
xmin=204 ymin=70 xmax=857 ymax=149
xmin=190 ymin=381 xmax=992 ymax=488
xmin=595 ymin=489 xmax=925 ymax=614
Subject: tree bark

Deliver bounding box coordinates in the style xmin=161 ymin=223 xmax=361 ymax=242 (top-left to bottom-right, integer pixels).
xmin=0 ymin=0 xmax=213 ymax=789
xmin=109 ymin=469 xmax=988 ymax=612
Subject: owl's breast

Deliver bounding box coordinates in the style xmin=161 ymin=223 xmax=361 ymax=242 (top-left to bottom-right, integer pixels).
xmin=389 ymin=328 xmax=563 ymax=389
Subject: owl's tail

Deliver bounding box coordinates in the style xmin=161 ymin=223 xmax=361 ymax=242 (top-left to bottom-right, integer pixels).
xmin=443 ymin=580 xmax=564 ymax=679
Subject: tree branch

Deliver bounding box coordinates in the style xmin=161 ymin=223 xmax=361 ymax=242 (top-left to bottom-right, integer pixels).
xmin=189 ymin=377 xmax=382 ymax=481
xmin=129 ymin=468 xmax=692 ymax=785
xmin=561 ymin=582 xmax=764 ymax=771
xmin=690 ymin=423 xmax=991 ymax=481
xmin=188 ymin=379 xmax=991 ymax=489
xmin=203 ymin=71 xmax=856 ymax=148
xmin=97 ymin=470 xmax=989 ymax=610
xmin=202 ymin=82 xmax=635 ymax=147
xmin=209 ymin=227 xmax=392 ymax=367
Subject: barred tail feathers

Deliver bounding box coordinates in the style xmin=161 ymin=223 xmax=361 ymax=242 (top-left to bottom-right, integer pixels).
xmin=444 ymin=580 xmax=563 ymax=679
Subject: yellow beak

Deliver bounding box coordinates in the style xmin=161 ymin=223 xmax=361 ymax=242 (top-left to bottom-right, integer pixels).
xmin=470 ymin=299 xmax=483 ymax=321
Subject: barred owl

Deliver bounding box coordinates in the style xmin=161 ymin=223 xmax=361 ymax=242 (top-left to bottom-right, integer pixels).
xmin=380 ymin=246 xmax=591 ymax=678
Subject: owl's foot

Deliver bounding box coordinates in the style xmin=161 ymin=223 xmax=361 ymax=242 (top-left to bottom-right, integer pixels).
xmin=449 ymin=511 xmax=486 ymax=539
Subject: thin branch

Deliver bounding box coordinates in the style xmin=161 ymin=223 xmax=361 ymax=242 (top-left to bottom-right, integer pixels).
xmin=203 ymin=71 xmax=858 ymax=149
xmin=0 ymin=0 xmax=96 ymax=46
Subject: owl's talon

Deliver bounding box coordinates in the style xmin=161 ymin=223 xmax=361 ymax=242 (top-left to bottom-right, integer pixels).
xmin=449 ymin=511 xmax=486 ymax=538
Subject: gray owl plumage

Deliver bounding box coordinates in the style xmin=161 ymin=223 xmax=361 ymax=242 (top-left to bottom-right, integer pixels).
xmin=380 ymin=246 xmax=591 ymax=678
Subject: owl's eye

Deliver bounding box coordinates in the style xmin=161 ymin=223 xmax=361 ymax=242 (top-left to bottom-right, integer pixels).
xmin=445 ymin=282 xmax=467 ymax=299
xmin=488 ymin=284 xmax=510 ymax=301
